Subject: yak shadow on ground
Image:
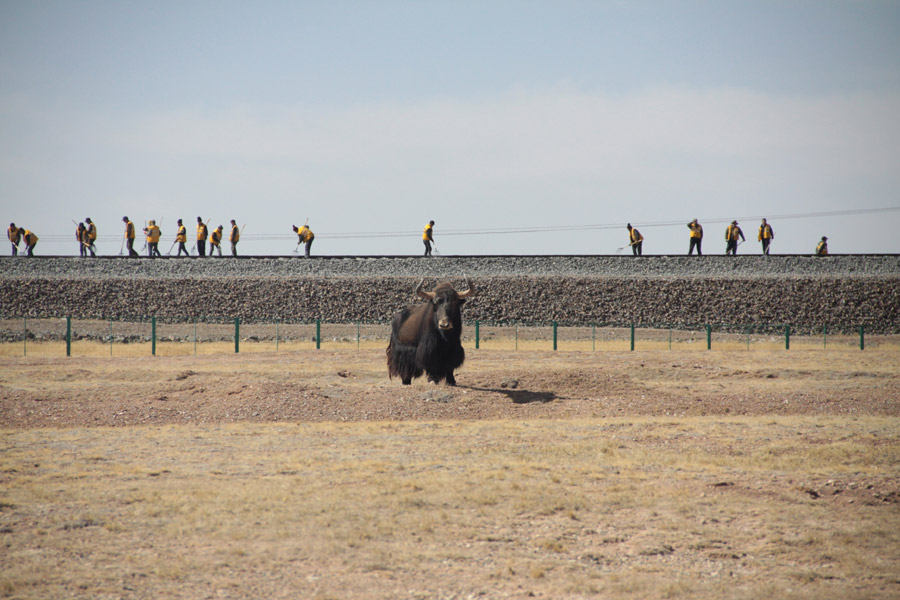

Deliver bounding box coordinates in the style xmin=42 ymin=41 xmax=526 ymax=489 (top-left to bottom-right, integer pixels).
xmin=458 ymin=384 xmax=559 ymax=404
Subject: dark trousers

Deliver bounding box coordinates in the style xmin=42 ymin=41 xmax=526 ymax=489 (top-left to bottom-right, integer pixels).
xmin=304 ymin=239 xmax=313 ymax=257
xmin=231 ymin=242 xmax=238 ymax=257
xmin=197 ymin=240 xmax=206 ymax=257
xmin=688 ymin=238 xmax=702 ymax=256
xmin=79 ymin=243 xmax=87 ymax=257
xmin=148 ymin=242 xmax=160 ymax=257
xmin=424 ymin=240 xmax=432 ymax=256
xmin=761 ymin=239 xmax=771 ymax=255
xmin=87 ymin=241 xmax=96 ymax=257
xmin=210 ymin=244 xmax=221 ymax=256
xmin=26 ymin=242 xmax=36 ymax=256
xmin=127 ymin=238 xmax=138 ymax=257
xmin=632 ymin=242 xmax=642 ymax=256
xmin=725 ymin=240 xmax=738 ymax=255
xmin=177 ymin=242 xmax=189 ymax=256
xmin=11 ymin=243 xmax=18 ymax=256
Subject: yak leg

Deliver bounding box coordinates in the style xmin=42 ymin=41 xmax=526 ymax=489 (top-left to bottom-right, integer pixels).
xmin=445 ymin=371 xmax=457 ymax=386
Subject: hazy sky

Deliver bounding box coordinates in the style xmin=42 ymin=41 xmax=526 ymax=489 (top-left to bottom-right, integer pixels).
xmin=2 ymin=0 xmax=899 ymax=256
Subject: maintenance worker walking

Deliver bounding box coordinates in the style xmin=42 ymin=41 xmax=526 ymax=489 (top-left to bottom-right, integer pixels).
xmin=8 ymin=223 xmax=21 ymax=256
xmin=22 ymin=228 xmax=38 ymax=256
xmin=725 ymin=221 xmax=745 ymax=256
xmin=84 ymin=218 xmax=97 ymax=257
xmin=196 ymin=217 xmax=208 ymax=257
xmin=758 ymin=218 xmax=774 ymax=255
xmin=144 ymin=220 xmax=162 ymax=257
xmin=209 ymin=225 xmax=223 ymax=256
xmin=687 ymin=219 xmax=703 ymax=256
xmin=123 ymin=217 xmax=139 ymax=257
xmin=229 ymin=220 xmax=240 ymax=257
xmin=423 ymin=220 xmax=435 ymax=256
xmin=816 ymin=236 xmax=829 ymax=256
xmin=626 ymin=223 xmax=643 ymax=256
xmin=293 ymin=223 xmax=315 ymax=257
xmin=76 ymin=222 xmax=88 ymax=257
xmin=175 ymin=219 xmax=189 ymax=256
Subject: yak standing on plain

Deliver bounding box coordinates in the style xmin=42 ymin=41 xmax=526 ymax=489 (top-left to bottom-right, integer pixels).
xmin=386 ymin=278 xmax=475 ymax=386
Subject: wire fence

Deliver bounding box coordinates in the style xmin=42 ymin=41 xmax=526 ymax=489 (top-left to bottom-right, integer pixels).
xmin=1 ymin=316 xmax=895 ymax=358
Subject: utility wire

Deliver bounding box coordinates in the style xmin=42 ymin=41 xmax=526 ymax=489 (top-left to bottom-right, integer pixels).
xmin=21 ymin=206 xmax=900 ymax=243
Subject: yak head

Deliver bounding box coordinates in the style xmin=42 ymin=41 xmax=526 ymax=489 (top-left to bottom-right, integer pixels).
xmin=415 ymin=277 xmax=475 ymax=334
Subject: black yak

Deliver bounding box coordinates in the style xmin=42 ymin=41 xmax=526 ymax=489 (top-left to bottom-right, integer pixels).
xmin=386 ymin=278 xmax=475 ymax=385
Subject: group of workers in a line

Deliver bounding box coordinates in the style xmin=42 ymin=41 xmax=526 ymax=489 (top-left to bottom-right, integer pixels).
xmin=7 ymin=217 xmax=831 ymax=257
xmin=624 ymin=218 xmax=828 ymax=256
xmin=136 ymin=217 xmax=242 ymax=258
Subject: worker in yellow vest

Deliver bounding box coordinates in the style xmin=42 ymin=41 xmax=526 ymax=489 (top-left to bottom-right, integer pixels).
xmin=196 ymin=217 xmax=208 ymax=257
xmin=687 ymin=219 xmax=703 ymax=256
xmin=423 ymin=220 xmax=435 ymax=256
xmin=758 ymin=218 xmax=774 ymax=255
xmin=175 ymin=219 xmax=189 ymax=257
xmin=122 ymin=216 xmax=138 ymax=257
xmin=84 ymin=217 xmax=97 ymax=257
xmin=8 ymin=223 xmax=21 ymax=256
xmin=144 ymin=220 xmax=162 ymax=257
xmin=209 ymin=225 xmax=223 ymax=257
xmin=293 ymin=223 xmax=315 ymax=257
xmin=76 ymin=222 xmax=88 ymax=257
xmin=724 ymin=221 xmax=745 ymax=256
xmin=816 ymin=236 xmax=828 ymax=256
xmin=229 ymin=220 xmax=240 ymax=257
xmin=22 ymin=228 xmax=38 ymax=256
xmin=626 ymin=223 xmax=643 ymax=256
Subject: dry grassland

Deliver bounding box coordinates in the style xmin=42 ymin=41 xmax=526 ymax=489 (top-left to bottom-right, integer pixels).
xmin=1 ymin=348 xmax=899 ymax=599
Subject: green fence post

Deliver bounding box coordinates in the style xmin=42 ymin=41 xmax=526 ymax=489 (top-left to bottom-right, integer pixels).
xmin=630 ymin=323 xmax=635 ymax=351
xmin=859 ymin=325 xmax=865 ymax=351
xmin=66 ymin=316 xmax=71 ymax=357
xmin=234 ymin=318 xmax=240 ymax=353
xmin=785 ymin=324 xmax=790 ymax=350
xmin=151 ymin=316 xmax=156 ymax=356
xmin=357 ymin=321 xmax=361 ymax=350
xmin=475 ymin=320 xmax=480 ymax=349
xmin=746 ymin=325 xmax=751 ymax=351
xmin=316 ymin=319 xmax=321 ymax=349
xmin=706 ymin=324 xmax=712 ymax=350
xmin=823 ymin=324 xmax=827 ymax=349
xmin=23 ymin=317 xmax=26 ymax=357
xmin=552 ymin=321 xmax=558 ymax=351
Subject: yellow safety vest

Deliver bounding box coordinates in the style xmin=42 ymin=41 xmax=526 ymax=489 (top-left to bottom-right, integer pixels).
xmin=725 ymin=225 xmax=742 ymax=241
xmin=758 ymin=224 xmax=773 ymax=241
xmin=816 ymin=241 xmax=828 ymax=256
xmin=230 ymin=225 xmax=240 ymax=243
xmin=211 ymin=230 xmax=222 ymax=246
xmin=176 ymin=225 xmax=187 ymax=243
xmin=146 ymin=225 xmax=161 ymax=243
xmin=86 ymin=223 xmax=97 ymax=241
xmin=423 ymin=223 xmax=433 ymax=241
xmin=23 ymin=229 xmax=38 ymax=244
xmin=298 ymin=226 xmax=314 ymax=243
xmin=125 ymin=221 xmax=135 ymax=239
xmin=197 ymin=223 xmax=208 ymax=241
xmin=630 ymin=228 xmax=642 ymax=244
xmin=688 ymin=223 xmax=703 ymax=239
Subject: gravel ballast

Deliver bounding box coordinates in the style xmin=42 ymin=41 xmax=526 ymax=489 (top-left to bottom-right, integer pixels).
xmin=2 ymin=256 xmax=899 ymax=333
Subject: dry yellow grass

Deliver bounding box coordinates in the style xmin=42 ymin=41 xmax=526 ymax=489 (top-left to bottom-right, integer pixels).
xmin=2 ymin=416 xmax=899 ymax=599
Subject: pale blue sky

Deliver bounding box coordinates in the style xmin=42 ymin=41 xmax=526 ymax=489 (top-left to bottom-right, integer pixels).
xmin=2 ymin=1 xmax=899 ymax=255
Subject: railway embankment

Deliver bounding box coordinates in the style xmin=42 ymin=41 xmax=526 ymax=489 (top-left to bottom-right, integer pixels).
xmin=2 ymin=255 xmax=899 ymax=332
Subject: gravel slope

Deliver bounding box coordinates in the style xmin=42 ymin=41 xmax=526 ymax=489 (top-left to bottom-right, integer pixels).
xmin=2 ymin=256 xmax=899 ymax=332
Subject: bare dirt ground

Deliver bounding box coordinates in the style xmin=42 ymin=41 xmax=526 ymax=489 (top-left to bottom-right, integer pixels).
xmin=1 ymin=349 xmax=899 ymax=599
xmin=1 ymin=348 xmax=899 ymax=427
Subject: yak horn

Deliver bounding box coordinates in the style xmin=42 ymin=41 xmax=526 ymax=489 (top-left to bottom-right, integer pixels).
xmin=415 ymin=279 xmax=435 ymax=300
xmin=457 ymin=276 xmax=475 ymax=298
